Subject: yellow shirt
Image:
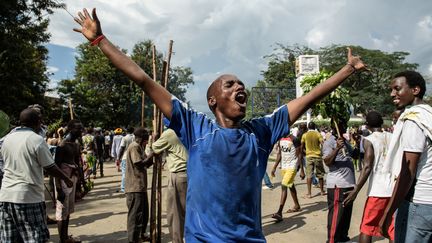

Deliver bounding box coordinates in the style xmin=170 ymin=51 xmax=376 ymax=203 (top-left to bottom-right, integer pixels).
xmin=301 ymin=130 xmax=322 ymax=158
xmin=152 ymin=129 xmax=188 ymax=173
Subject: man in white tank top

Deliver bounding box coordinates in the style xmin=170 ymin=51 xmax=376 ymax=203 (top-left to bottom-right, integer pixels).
xmin=270 ymin=134 xmax=305 ymax=222
xmin=343 ymin=111 xmax=394 ymax=243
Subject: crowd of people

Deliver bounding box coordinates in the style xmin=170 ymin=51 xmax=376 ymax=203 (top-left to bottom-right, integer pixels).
xmin=0 ymin=6 xmax=431 ymax=243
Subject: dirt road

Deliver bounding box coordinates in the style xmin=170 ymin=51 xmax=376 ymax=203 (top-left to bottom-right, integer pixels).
xmin=46 ymin=161 xmax=387 ymax=243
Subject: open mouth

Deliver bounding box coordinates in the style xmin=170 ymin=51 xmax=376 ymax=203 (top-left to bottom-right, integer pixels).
xmin=235 ymin=92 xmax=247 ymax=107
xmin=393 ymin=98 xmax=400 ymax=105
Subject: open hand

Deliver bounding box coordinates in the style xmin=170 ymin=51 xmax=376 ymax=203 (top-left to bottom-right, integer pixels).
xmin=347 ymin=47 xmax=368 ymax=72
xmin=73 ymin=8 xmax=103 ymax=41
xmin=336 ymin=138 xmax=345 ymax=150
xmin=65 ymin=178 xmax=74 ymax=188
xmin=378 ymin=215 xmax=391 ymax=238
xmin=342 ymin=189 xmax=357 ymax=207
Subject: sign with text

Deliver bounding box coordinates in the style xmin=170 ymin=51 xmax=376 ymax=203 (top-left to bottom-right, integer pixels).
xmin=297 ymin=55 xmax=319 ymax=76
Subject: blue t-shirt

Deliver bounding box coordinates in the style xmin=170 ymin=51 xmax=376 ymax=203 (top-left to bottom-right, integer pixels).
xmin=169 ymin=97 xmax=289 ymax=242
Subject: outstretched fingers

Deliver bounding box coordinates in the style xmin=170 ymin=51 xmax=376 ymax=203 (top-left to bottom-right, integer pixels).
xmin=78 ymin=11 xmax=86 ymax=22
xmin=83 ymin=8 xmax=92 ymax=19
xmin=74 ymin=16 xmax=82 ymax=26
xmin=91 ymin=8 xmax=99 ymax=22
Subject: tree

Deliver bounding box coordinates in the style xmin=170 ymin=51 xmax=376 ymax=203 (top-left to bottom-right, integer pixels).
xmin=301 ymin=71 xmax=352 ymax=123
xmin=0 ymin=0 xmax=63 ymax=123
xmin=58 ymin=40 xmax=194 ymax=128
xmin=260 ymin=44 xmax=419 ymax=116
xmin=318 ymin=45 xmax=418 ymax=116
xmin=129 ymin=41 xmax=194 ymax=124
xmin=168 ymin=66 xmax=194 ymax=103
xmin=261 ymin=44 xmax=313 ymax=89
xmin=58 ymin=43 xmax=140 ymax=128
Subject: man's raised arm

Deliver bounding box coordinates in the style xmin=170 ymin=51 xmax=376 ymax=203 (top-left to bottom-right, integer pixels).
xmin=287 ymin=48 xmax=366 ymax=125
xmin=73 ymin=8 xmax=172 ymax=119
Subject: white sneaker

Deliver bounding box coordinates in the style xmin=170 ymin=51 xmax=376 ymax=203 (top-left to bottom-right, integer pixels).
xmin=262 ymin=185 xmax=274 ymax=190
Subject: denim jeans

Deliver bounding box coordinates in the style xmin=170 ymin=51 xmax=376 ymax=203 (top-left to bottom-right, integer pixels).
xmin=121 ymin=159 xmax=126 ymax=192
xmin=395 ymin=200 xmax=432 ymax=243
xmin=263 ymin=172 xmax=273 ymax=188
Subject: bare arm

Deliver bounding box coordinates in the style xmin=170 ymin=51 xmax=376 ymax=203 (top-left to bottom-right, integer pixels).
xmin=134 ymin=151 xmax=155 ymax=170
xmin=323 ymin=138 xmax=344 ymax=167
xmin=271 ymin=144 xmax=281 ymax=177
xmin=295 ymin=146 xmax=305 ymax=179
xmin=118 ymin=146 xmax=126 ymax=161
xmin=343 ymin=139 xmax=374 ymax=206
xmin=45 ymin=164 xmax=73 ymax=187
xmin=73 ymin=8 xmax=172 ymax=119
xmin=287 ymin=48 xmax=366 ymax=125
xmin=379 ymin=151 xmax=420 ymax=237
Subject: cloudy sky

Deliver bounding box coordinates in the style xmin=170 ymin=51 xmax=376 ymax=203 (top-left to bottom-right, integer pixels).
xmin=47 ymin=0 xmax=432 ymax=113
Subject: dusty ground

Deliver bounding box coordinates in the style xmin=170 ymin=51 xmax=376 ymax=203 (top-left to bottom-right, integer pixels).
xmin=45 ymin=160 xmax=387 ymax=243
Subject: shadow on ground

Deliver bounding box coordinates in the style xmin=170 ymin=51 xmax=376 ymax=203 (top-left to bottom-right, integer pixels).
xmin=262 ymin=201 xmax=327 ymax=235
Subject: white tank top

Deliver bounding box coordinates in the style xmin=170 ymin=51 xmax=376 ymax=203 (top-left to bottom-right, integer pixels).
xmin=365 ymin=131 xmax=394 ymax=197
xmin=279 ymin=137 xmax=298 ymax=170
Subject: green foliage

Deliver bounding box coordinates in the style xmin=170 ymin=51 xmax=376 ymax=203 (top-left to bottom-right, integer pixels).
xmin=301 ymin=71 xmax=352 ymax=123
xmin=0 ymin=110 xmax=10 ymax=137
xmin=47 ymin=118 xmax=63 ymax=135
xmin=57 ymin=40 xmax=194 ymax=128
xmin=311 ymin=119 xmax=364 ymax=129
xmin=262 ymin=44 xmax=313 ymax=89
xmin=261 ymin=44 xmax=419 ymax=116
xmin=0 ymin=0 xmax=63 ymax=122
xmin=58 ymin=43 xmax=138 ymax=128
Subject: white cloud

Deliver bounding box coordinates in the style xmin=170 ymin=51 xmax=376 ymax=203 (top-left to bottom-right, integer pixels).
xmin=417 ymin=15 xmax=432 ymax=41
xmin=305 ymin=28 xmax=326 ymax=47
xmin=418 ymin=15 xmax=432 ymax=29
xmin=46 ymin=66 xmax=59 ymax=74
xmin=429 ymin=64 xmax=432 ymax=75
xmin=47 ymin=0 xmax=432 ymax=113
xmin=370 ymin=35 xmax=400 ymax=50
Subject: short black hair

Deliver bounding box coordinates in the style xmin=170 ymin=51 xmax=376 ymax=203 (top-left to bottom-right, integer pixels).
xmin=308 ymin=122 xmax=316 ymax=130
xmin=394 ymin=71 xmax=426 ymax=99
xmin=27 ymin=104 xmax=44 ymax=114
xmin=19 ymin=108 xmax=41 ymax=127
xmin=134 ymin=127 xmax=149 ymax=140
xmin=67 ymin=119 xmax=82 ymax=130
xmin=365 ymin=111 xmax=383 ymax=128
xmin=207 ymin=79 xmax=220 ymax=112
xmin=127 ymin=126 xmax=135 ymax=134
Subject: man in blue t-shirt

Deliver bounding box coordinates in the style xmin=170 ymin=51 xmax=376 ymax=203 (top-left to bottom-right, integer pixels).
xmin=73 ymin=8 xmax=367 ymax=242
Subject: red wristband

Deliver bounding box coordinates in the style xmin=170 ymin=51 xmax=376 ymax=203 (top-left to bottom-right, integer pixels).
xmin=90 ymin=35 xmax=105 ymax=46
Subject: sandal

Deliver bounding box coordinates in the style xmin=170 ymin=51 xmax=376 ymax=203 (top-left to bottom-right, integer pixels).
xmin=286 ymin=208 xmax=301 ymax=213
xmin=271 ymin=213 xmax=283 ymax=222
xmin=65 ymin=235 xmax=81 ymax=243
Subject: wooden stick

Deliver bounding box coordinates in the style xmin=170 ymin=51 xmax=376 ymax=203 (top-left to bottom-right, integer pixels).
xmin=150 ymin=44 xmax=158 ymax=243
xmin=333 ymin=119 xmax=346 ymax=156
xmin=141 ymin=91 xmax=145 ymax=127
xmin=164 ymin=40 xmax=173 ymax=88
xmin=68 ymin=98 xmax=74 ymax=120
xmin=156 ymin=61 xmax=168 ymax=243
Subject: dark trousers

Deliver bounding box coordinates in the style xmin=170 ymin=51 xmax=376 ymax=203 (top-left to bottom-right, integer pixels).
xmin=97 ymin=151 xmax=104 ymax=176
xmin=126 ymin=192 xmax=149 ymax=243
xmin=327 ymin=187 xmax=354 ymax=243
